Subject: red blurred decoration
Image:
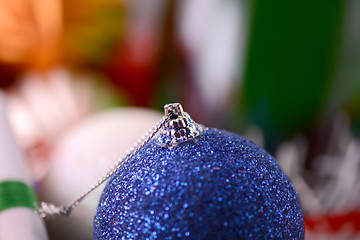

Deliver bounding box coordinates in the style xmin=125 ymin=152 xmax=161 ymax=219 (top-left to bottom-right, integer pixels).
xmin=105 ymin=27 xmax=160 ymax=107
xmin=0 ymin=64 xmax=23 ymax=88
xmin=305 ymin=210 xmax=360 ymax=235
xmin=105 ymin=45 xmax=158 ymax=106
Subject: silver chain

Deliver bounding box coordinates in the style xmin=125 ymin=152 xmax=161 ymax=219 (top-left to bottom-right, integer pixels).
xmin=37 ymin=115 xmax=167 ymax=218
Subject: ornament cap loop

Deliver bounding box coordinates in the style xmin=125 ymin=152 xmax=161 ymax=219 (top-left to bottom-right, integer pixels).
xmin=164 ymin=103 xmax=184 ymax=119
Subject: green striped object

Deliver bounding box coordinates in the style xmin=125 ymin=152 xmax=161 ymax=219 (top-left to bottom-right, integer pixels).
xmin=0 ymin=180 xmax=38 ymax=212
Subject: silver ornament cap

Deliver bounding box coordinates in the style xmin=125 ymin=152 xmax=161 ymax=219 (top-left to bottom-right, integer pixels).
xmin=159 ymin=103 xmax=205 ymax=147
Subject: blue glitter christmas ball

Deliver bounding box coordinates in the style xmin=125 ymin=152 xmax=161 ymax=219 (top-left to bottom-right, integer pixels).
xmin=94 ymin=127 xmax=304 ymax=239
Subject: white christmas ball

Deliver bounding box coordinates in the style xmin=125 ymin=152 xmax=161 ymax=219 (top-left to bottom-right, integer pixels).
xmin=40 ymin=107 xmax=163 ymax=240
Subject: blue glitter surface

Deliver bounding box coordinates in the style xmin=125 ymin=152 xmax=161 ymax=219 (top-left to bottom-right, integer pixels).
xmin=94 ymin=128 xmax=304 ymax=239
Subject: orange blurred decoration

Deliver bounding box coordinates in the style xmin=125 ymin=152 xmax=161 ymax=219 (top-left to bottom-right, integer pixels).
xmin=0 ymin=0 xmax=63 ymax=73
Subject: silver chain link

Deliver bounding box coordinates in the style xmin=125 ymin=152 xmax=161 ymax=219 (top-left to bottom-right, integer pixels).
xmin=37 ymin=115 xmax=167 ymax=218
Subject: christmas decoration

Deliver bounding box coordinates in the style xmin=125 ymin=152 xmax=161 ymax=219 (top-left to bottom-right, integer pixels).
xmin=0 ymin=91 xmax=48 ymax=240
xmin=94 ymin=103 xmax=304 ymax=239
xmin=41 ymin=108 xmax=163 ymax=240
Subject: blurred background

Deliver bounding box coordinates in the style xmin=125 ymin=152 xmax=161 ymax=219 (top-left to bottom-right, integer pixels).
xmin=1 ymin=0 xmax=360 ymax=239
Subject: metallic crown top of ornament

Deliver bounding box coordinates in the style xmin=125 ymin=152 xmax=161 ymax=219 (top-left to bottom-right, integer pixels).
xmin=159 ymin=103 xmax=205 ymax=147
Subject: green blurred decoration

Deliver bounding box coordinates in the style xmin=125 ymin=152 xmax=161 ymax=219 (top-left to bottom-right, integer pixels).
xmin=241 ymin=0 xmax=344 ymax=150
xmin=63 ymin=0 xmax=125 ymax=68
